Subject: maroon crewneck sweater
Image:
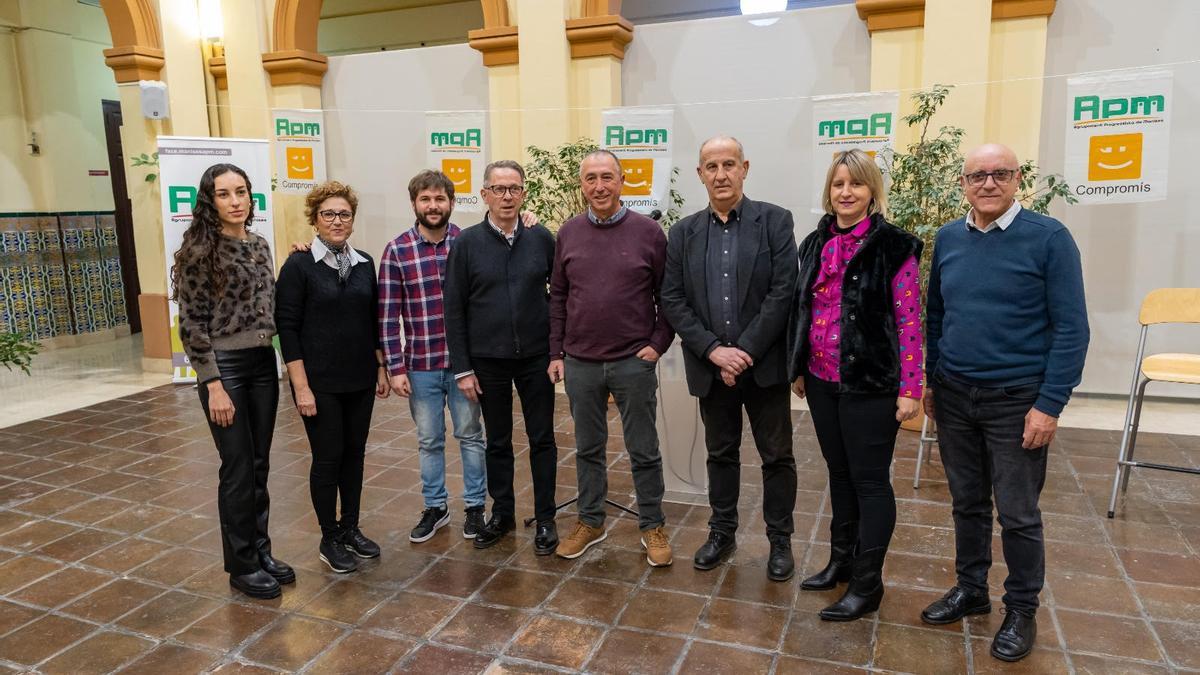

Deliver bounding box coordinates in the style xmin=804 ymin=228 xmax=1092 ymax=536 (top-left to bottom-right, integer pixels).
xmin=549 ymin=209 xmax=674 ymax=361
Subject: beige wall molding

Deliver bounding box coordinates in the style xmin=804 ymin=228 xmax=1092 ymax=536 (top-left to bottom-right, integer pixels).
xmin=263 ymin=0 xmax=328 ymax=86
xmin=992 ymin=0 xmax=1056 ymax=19
xmin=469 ymin=25 xmax=519 ymax=65
xmin=565 ymin=15 xmax=633 ymax=60
xmin=99 ymin=0 xmax=165 ymax=82
xmin=856 ymin=0 xmax=925 ymax=32
xmin=261 ymin=49 xmax=328 ymax=86
xmin=208 ymin=56 xmax=228 ymax=90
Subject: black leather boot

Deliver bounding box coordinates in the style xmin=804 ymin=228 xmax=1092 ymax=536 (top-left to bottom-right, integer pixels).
xmin=819 ymin=546 xmax=886 ymax=621
xmin=693 ymin=530 xmax=737 ymax=570
xmin=801 ymin=520 xmax=856 ymax=590
xmin=991 ymin=609 xmax=1037 ymax=662
xmin=230 ymin=569 xmax=281 ymax=599
xmin=767 ymin=534 xmax=795 ymax=582
xmin=259 ymin=552 xmax=295 ymax=585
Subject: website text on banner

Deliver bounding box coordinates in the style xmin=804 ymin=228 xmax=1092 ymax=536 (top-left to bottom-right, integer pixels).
xmin=601 ymin=107 xmax=674 ymax=215
xmin=1065 ymin=71 xmax=1172 ymax=205
xmin=810 ymin=92 xmax=899 ymax=214
xmin=426 ymin=111 xmax=487 ymax=213
xmin=158 ymin=137 xmax=276 ymax=383
xmin=273 ymin=108 xmax=328 ymax=195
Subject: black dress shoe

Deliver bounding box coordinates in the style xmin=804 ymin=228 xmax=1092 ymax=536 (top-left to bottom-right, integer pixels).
xmin=693 ymin=530 xmax=736 ymax=570
xmin=534 ymin=521 xmax=558 ymax=556
xmin=259 ymin=553 xmax=295 ymax=585
xmin=767 ymin=534 xmax=794 ymax=582
xmin=473 ymin=514 xmax=516 ymax=549
xmin=342 ymin=527 xmax=381 ymax=559
xmin=801 ymin=520 xmax=856 ymax=590
xmin=921 ymin=586 xmax=992 ymax=625
xmin=319 ymin=537 xmax=358 ymax=573
xmin=819 ymin=546 xmax=886 ymax=621
xmin=230 ymin=570 xmax=281 ymax=599
xmin=991 ymin=609 xmax=1036 ymax=662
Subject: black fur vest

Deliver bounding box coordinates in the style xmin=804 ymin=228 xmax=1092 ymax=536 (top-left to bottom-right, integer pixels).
xmin=787 ymin=212 xmax=923 ymax=394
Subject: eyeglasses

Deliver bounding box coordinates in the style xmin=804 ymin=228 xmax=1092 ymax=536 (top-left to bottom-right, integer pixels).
xmin=963 ymin=169 xmax=1017 ymax=187
xmin=483 ymin=185 xmax=525 ymax=197
xmin=318 ymin=210 xmax=354 ymax=223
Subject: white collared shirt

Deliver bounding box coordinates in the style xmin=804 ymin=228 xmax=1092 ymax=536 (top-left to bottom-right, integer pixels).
xmin=311 ymin=237 xmax=368 ymax=269
xmin=965 ymin=199 xmax=1021 ymax=233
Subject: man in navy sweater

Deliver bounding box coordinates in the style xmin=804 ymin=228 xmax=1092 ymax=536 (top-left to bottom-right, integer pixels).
xmin=920 ymin=144 xmax=1089 ymax=663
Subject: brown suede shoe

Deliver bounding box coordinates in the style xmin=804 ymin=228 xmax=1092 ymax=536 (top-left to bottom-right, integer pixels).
xmin=555 ymin=521 xmax=606 ymax=559
xmin=641 ymin=526 xmax=674 ymax=567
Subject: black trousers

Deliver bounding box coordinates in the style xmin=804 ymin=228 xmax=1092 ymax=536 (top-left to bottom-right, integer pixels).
xmin=698 ymin=378 xmax=796 ymax=537
xmin=933 ymin=371 xmax=1048 ymax=613
xmin=198 ymin=347 xmax=279 ymax=575
xmin=297 ymin=386 xmax=375 ymax=540
xmin=474 ymin=355 xmax=558 ymax=523
xmin=804 ymin=373 xmax=900 ymax=552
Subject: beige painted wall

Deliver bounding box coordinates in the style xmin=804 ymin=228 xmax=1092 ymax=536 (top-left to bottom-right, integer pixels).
xmin=0 ymin=0 xmax=118 ymax=212
xmin=318 ymin=1 xmax=483 ymax=55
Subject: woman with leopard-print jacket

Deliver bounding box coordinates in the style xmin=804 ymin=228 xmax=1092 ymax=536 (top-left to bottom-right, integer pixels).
xmin=170 ymin=163 xmax=294 ymax=601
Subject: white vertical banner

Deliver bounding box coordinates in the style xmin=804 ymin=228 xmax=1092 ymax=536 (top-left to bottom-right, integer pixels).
xmin=600 ymin=107 xmax=674 ymax=215
xmin=158 ymin=136 xmax=275 ymax=383
xmin=425 ymin=111 xmax=487 ymax=212
xmin=272 ymin=108 xmax=327 ymax=195
xmin=1065 ymin=70 xmax=1172 ymax=204
xmin=810 ymin=92 xmax=899 ymax=212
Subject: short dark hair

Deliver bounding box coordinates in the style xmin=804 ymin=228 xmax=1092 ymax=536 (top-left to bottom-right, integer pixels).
xmin=579 ymin=149 xmax=622 ymax=177
xmin=483 ymin=159 xmax=525 ymax=185
xmin=408 ymin=170 xmax=455 ymax=201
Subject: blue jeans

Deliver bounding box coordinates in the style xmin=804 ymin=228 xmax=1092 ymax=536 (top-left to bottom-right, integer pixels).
xmin=408 ymin=368 xmax=487 ymax=509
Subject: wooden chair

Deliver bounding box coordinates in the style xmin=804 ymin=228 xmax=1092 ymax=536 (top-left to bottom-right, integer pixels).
xmin=1107 ymin=288 xmax=1200 ymax=518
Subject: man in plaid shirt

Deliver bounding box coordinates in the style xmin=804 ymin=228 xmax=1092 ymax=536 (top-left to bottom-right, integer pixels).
xmin=379 ymin=170 xmax=488 ymax=543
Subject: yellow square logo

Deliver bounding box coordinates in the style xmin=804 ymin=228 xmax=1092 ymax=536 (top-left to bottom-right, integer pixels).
xmin=621 ymin=158 xmax=654 ymax=196
xmin=442 ymin=159 xmax=472 ymax=193
xmin=1088 ymin=133 xmax=1143 ymax=181
xmin=285 ymin=147 xmax=314 ymax=180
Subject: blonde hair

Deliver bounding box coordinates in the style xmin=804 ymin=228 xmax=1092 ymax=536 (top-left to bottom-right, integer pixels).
xmin=821 ymin=149 xmax=886 ymax=217
xmin=305 ymin=180 xmax=359 ymax=225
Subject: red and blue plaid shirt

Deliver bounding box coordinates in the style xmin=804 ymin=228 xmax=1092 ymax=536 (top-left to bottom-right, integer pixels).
xmin=379 ymin=223 xmax=461 ymax=376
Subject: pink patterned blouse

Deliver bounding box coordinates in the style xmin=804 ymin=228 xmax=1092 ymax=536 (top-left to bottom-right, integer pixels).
xmin=807 ymin=216 xmax=923 ymax=399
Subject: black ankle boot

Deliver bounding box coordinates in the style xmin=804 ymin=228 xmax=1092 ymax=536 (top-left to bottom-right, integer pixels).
xmin=801 ymin=520 xmax=856 ymax=590
xmin=819 ymin=546 xmax=886 ymax=621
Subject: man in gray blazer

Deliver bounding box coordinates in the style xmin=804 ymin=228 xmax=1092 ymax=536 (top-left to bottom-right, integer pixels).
xmin=661 ymin=136 xmax=799 ymax=581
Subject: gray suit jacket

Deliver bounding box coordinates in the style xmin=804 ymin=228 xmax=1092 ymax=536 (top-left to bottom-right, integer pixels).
xmin=661 ymin=197 xmax=798 ymax=398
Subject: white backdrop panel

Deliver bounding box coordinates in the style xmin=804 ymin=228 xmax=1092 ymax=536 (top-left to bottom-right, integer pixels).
xmin=322 ymin=44 xmax=489 ymax=261
xmin=1041 ymin=0 xmax=1200 ymax=397
xmin=621 ymin=5 xmax=873 ymax=237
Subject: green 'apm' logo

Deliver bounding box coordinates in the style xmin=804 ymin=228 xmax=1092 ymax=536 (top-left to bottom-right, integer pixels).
xmin=818 ymin=113 xmax=892 ymax=139
xmin=1073 ymin=94 xmax=1165 ymax=122
xmin=430 ymin=128 xmax=482 ymax=147
xmin=275 ymin=117 xmax=320 ymax=136
xmin=605 ymin=125 xmax=668 ymax=146
xmin=169 ymin=186 xmax=267 ymax=213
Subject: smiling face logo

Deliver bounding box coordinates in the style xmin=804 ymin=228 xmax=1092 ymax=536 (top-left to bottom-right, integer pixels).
xmin=1088 ymin=133 xmax=1143 ymax=181
xmin=621 ymin=159 xmax=654 ymax=196
xmin=441 ymin=159 xmax=472 ymax=193
xmin=285 ymin=147 xmax=314 ymax=180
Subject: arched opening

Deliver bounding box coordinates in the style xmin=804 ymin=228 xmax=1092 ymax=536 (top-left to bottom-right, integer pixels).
xmin=98 ymin=0 xmax=164 ymax=82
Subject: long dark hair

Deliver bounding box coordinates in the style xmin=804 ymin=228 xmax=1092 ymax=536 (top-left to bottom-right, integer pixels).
xmin=169 ymin=163 xmax=254 ymax=301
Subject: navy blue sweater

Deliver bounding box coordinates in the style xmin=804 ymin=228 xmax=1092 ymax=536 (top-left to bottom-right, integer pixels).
xmin=925 ymin=208 xmax=1089 ymax=417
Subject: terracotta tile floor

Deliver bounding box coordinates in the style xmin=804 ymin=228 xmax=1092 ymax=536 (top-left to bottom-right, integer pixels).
xmin=0 ymin=384 xmax=1198 ymax=674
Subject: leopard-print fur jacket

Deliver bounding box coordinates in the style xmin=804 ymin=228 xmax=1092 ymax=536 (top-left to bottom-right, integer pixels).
xmin=176 ymin=233 xmax=276 ymax=383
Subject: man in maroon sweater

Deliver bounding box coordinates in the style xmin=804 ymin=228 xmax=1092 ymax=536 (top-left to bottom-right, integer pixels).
xmin=547 ymin=150 xmax=676 ymax=566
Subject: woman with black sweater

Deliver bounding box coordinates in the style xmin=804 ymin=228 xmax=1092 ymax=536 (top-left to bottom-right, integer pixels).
xmin=275 ymin=181 xmax=389 ymax=574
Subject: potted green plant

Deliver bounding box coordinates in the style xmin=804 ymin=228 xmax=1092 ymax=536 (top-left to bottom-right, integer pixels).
xmin=523 ymin=138 xmax=685 ymax=232
xmin=882 ymin=85 xmax=1077 ymax=429
xmin=0 ymin=332 xmax=38 ymax=375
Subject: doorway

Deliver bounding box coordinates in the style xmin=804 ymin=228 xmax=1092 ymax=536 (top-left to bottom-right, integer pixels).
xmin=101 ymin=99 xmax=141 ymax=333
